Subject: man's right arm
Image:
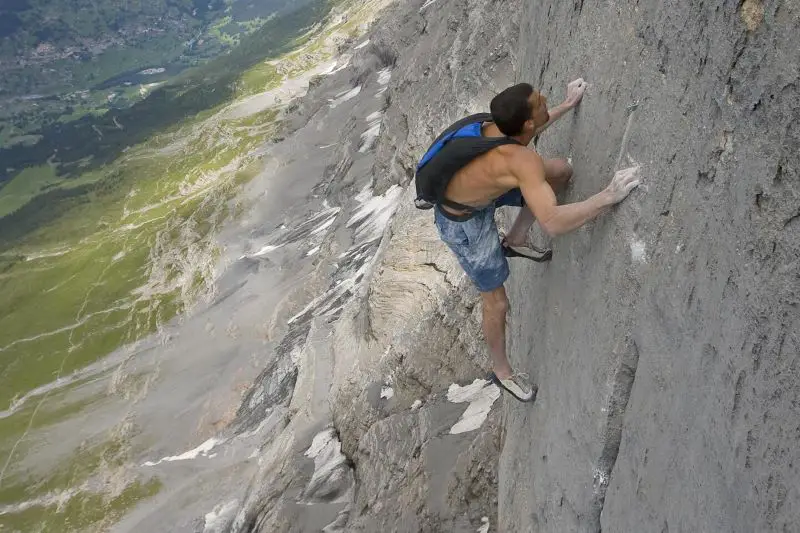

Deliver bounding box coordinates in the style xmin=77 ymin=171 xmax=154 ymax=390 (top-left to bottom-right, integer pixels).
xmin=513 ymin=150 xmax=641 ymax=237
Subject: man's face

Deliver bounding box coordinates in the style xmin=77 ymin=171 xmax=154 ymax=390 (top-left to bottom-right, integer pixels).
xmin=528 ymin=91 xmax=549 ymax=129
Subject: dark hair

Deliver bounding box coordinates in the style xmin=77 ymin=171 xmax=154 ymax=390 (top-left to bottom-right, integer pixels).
xmin=490 ymin=83 xmax=534 ymax=136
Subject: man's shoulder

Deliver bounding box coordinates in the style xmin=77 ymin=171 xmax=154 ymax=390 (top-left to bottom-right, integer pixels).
xmin=494 ymin=144 xmax=545 ymax=183
xmin=496 ymin=143 xmax=542 ymax=163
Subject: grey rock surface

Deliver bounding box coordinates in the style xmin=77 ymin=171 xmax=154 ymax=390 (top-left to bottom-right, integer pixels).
xmin=320 ymin=0 xmax=526 ymax=530
xmin=203 ymin=0 xmax=526 ymax=530
xmin=499 ymin=1 xmax=800 ymax=532
xmin=368 ymin=0 xmax=523 ymax=195
xmin=161 ymin=0 xmax=799 ymax=531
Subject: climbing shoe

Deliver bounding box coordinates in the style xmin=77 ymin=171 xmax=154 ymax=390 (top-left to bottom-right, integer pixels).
xmin=498 ymin=232 xmax=552 ymax=262
xmin=489 ymin=372 xmax=538 ymax=403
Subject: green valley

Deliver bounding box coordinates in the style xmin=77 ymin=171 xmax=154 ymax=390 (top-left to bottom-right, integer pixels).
xmin=0 ymin=0 xmax=382 ymax=528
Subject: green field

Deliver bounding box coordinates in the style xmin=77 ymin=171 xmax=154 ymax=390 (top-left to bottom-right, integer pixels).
xmin=0 ymin=166 xmax=60 ymax=218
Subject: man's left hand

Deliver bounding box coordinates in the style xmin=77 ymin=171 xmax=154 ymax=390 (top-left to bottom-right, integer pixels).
xmin=564 ymin=78 xmax=588 ymax=108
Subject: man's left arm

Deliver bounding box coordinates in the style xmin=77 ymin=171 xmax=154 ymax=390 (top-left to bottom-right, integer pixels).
xmin=533 ymin=78 xmax=588 ymax=137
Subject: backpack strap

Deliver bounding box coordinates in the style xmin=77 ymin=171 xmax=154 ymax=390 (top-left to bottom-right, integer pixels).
xmin=426 ymin=113 xmax=494 ymax=152
xmin=414 ymin=113 xmax=520 ymax=211
xmin=426 ymin=135 xmax=521 ymax=204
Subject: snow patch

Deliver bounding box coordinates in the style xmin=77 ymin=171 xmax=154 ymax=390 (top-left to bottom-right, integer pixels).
xmin=329 ymin=85 xmax=362 ymax=108
xmin=346 ymin=184 xmax=403 ymax=242
xmin=322 ymin=57 xmax=351 ymax=76
xmin=375 ymin=67 xmax=392 ymax=97
xmin=354 ymin=39 xmax=370 ymax=50
xmin=375 ymin=67 xmax=392 ymax=98
xmin=287 ymin=186 xmax=400 ymax=325
xmin=420 ymin=0 xmax=441 ymax=10
xmin=377 ymin=68 xmax=391 ymax=85
xmin=112 ymin=251 xmax=126 ymax=262
xmin=380 ymin=386 xmax=394 ymax=400
xmin=477 ymin=516 xmax=490 ymax=533
xmin=241 ymin=243 xmax=285 ymax=259
xmin=311 ymin=216 xmax=337 ymax=236
xmin=307 ymin=245 xmax=321 ymax=256
xmin=411 ymin=400 xmax=423 ymax=410
xmin=358 ymin=123 xmax=380 ymax=152
xmin=142 ymin=438 xmax=221 ymax=466
xmin=306 ymin=429 xmax=335 ymax=459
xmin=359 ymin=111 xmax=383 ymax=153
xmin=447 ymin=379 xmax=489 ymax=402
xmin=304 ymin=429 xmax=348 ymax=496
xmin=139 ymin=67 xmax=166 ymax=75
xmin=203 ymin=500 xmax=239 ymax=533
xmin=287 ymin=266 xmax=364 ymax=324
xmin=446 ymin=379 xmax=500 ymax=435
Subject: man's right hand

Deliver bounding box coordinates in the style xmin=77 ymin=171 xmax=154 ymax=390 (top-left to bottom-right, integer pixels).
xmin=605 ymin=165 xmax=641 ymax=204
xmin=564 ymin=78 xmax=588 ymax=108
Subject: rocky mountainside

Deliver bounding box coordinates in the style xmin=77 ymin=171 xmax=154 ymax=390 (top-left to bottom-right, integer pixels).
xmin=4 ymin=0 xmax=791 ymax=529
xmin=208 ymin=1 xmax=526 ymax=530
xmin=257 ymin=0 xmax=799 ymax=531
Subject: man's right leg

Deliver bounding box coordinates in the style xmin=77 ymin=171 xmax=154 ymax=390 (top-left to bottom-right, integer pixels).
xmin=481 ymin=285 xmax=512 ymax=379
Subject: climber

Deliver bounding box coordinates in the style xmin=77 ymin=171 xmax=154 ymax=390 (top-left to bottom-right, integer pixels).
xmin=414 ymin=79 xmax=641 ymax=402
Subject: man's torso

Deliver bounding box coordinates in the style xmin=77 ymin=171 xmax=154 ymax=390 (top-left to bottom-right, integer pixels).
xmin=442 ymin=122 xmax=527 ymax=213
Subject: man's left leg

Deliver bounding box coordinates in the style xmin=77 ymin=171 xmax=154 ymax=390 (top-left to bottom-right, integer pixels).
xmin=504 ymin=158 xmax=572 ymax=246
xmin=433 ymin=206 xmax=535 ymax=402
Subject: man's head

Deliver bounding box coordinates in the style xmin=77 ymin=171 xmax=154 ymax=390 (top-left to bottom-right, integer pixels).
xmin=490 ymin=83 xmax=549 ymax=136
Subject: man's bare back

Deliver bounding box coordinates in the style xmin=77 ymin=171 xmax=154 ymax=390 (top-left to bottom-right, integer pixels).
xmin=442 ymin=123 xmax=524 ymax=209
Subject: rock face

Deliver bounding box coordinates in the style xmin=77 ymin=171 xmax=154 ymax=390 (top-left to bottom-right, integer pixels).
xmin=498 ymin=1 xmax=800 ymax=532
xmin=204 ymin=1 xmax=525 ymax=531
xmin=322 ymin=0 xmax=524 ymax=530
xmin=233 ymin=0 xmax=799 ymax=531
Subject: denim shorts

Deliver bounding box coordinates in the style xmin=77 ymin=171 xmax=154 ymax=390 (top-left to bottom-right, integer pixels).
xmin=433 ymin=189 xmax=524 ymax=292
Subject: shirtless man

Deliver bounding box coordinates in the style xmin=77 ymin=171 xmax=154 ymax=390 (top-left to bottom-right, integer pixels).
xmin=433 ymin=79 xmax=641 ymax=401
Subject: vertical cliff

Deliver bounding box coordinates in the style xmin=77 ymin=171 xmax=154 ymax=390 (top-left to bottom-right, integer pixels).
xmin=273 ymin=0 xmax=800 ymax=531
xmin=501 ymin=1 xmax=800 ymax=531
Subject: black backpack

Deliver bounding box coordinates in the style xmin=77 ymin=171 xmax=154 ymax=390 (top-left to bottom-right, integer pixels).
xmin=413 ymin=113 xmax=520 ymax=210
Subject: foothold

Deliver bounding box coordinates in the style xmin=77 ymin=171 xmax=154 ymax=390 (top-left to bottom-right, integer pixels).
xmin=631 ymin=240 xmax=647 ymax=263
xmin=593 ymin=467 xmax=610 ymax=487
xmin=740 ymin=0 xmax=764 ymax=31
